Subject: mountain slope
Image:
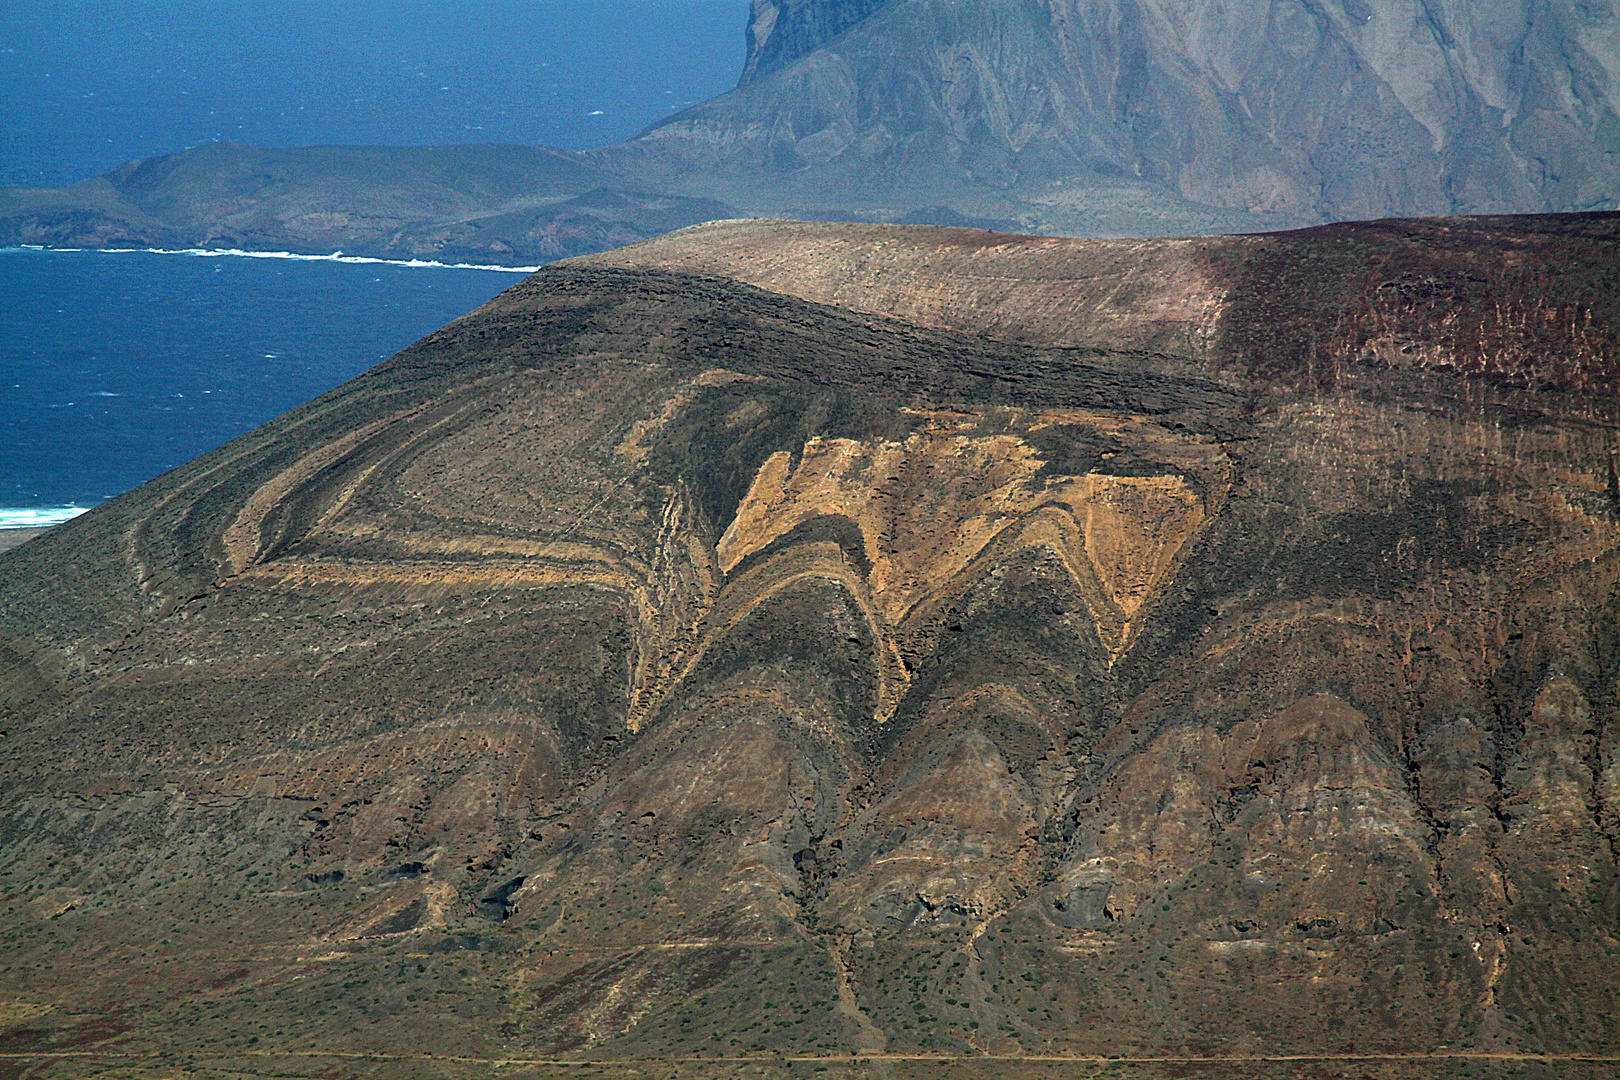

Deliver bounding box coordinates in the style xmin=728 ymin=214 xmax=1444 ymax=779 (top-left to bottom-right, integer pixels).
xmin=0 ymin=142 xmax=738 ymax=264
xmin=3 ymin=2 xmax=1616 ymax=259
xmin=1 ymin=212 xmax=1618 ymax=1075
xmin=633 ymin=0 xmax=1620 ymax=226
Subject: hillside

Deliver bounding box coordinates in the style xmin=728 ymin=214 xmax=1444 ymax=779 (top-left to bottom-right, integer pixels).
xmin=630 ymin=0 xmax=1620 ymax=228
xmin=0 ymin=212 xmax=1617 ymax=1078
xmin=0 ymin=142 xmax=736 ymax=265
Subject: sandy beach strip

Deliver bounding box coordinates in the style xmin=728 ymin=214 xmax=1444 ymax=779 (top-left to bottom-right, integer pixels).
xmin=0 ymin=527 xmax=47 ymax=554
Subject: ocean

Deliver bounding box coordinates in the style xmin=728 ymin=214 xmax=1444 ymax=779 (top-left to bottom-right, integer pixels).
xmin=0 ymin=2 xmax=747 ymax=529
xmin=0 ymin=246 xmax=527 ymax=526
xmin=0 ymin=1 xmax=747 ymax=187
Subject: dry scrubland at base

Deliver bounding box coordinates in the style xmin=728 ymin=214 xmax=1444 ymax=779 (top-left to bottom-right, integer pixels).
xmin=1 ymin=212 xmax=1619 ymax=1077
xmin=3 ymin=1054 xmax=1620 ymax=1080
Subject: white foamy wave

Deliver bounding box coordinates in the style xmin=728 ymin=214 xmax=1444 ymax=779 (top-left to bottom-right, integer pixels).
xmin=0 ymin=505 xmax=94 ymax=529
xmin=91 ymin=246 xmax=540 ymax=273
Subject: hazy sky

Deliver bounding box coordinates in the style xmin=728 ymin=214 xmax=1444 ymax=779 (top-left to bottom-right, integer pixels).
xmin=0 ymin=0 xmax=748 ymax=185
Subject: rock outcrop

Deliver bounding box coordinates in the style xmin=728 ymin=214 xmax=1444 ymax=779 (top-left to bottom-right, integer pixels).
xmin=1 ymin=211 xmax=1619 ymax=1073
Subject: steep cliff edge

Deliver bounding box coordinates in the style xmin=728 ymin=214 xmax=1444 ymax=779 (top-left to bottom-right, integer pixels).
xmin=634 ymin=0 xmax=1620 ymax=227
xmin=0 ymin=213 xmax=1618 ymax=1074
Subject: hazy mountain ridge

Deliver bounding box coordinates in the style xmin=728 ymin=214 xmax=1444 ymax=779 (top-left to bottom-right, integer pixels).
xmin=0 ymin=142 xmax=738 ymax=265
xmin=2 ymin=1 xmax=1615 ymax=259
xmin=1 ymin=213 xmax=1617 ymax=1075
xmin=741 ymin=0 xmax=897 ymax=83
xmin=641 ymin=0 xmax=1620 ymax=221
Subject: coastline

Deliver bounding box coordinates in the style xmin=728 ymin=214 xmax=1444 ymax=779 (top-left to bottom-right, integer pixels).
xmin=5 ymin=245 xmax=541 ymax=274
xmin=0 ymin=527 xmax=47 ymax=554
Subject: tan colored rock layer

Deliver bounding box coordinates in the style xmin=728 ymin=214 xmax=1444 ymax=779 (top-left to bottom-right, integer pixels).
xmin=568 ymin=213 xmax=1620 ymax=393
xmin=565 ymin=219 xmax=1230 ymax=357
xmin=0 ymin=215 xmax=1618 ymax=1067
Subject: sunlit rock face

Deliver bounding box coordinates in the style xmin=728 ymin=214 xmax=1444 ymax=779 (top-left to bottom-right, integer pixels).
xmin=1 ymin=211 xmax=1618 ymax=1066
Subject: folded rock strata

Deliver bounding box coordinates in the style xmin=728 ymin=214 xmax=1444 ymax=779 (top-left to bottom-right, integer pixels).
xmin=0 ymin=212 xmax=1618 ymax=1069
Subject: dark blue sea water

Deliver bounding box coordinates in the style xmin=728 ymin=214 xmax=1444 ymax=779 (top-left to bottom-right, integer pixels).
xmin=0 ymin=0 xmax=748 ymax=186
xmin=0 ymin=247 xmax=526 ymax=524
xmin=0 ymin=3 xmax=748 ymax=525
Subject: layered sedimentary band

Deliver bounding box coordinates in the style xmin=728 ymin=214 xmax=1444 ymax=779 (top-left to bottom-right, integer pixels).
xmin=1 ymin=215 xmax=1617 ymax=1065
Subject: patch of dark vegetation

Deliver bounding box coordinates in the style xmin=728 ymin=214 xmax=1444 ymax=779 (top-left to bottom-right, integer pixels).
xmin=1213 ymin=212 xmax=1620 ymax=393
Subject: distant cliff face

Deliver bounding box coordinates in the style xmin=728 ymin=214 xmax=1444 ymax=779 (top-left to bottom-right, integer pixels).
xmin=645 ymin=0 xmax=1620 ymax=224
xmin=1 ymin=213 xmax=1618 ymax=1069
xmin=2 ymin=1 xmax=1615 ymax=253
xmin=742 ymin=0 xmax=897 ymax=82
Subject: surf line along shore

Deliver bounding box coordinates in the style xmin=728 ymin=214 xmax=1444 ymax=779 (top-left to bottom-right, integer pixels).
xmin=0 ymin=506 xmax=91 ymax=554
xmin=14 ymin=244 xmax=543 ymax=273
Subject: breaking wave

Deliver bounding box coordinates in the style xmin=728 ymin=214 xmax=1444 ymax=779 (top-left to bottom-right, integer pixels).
xmin=11 ymin=245 xmax=539 ymax=273
xmin=0 ymin=505 xmax=94 ymax=529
